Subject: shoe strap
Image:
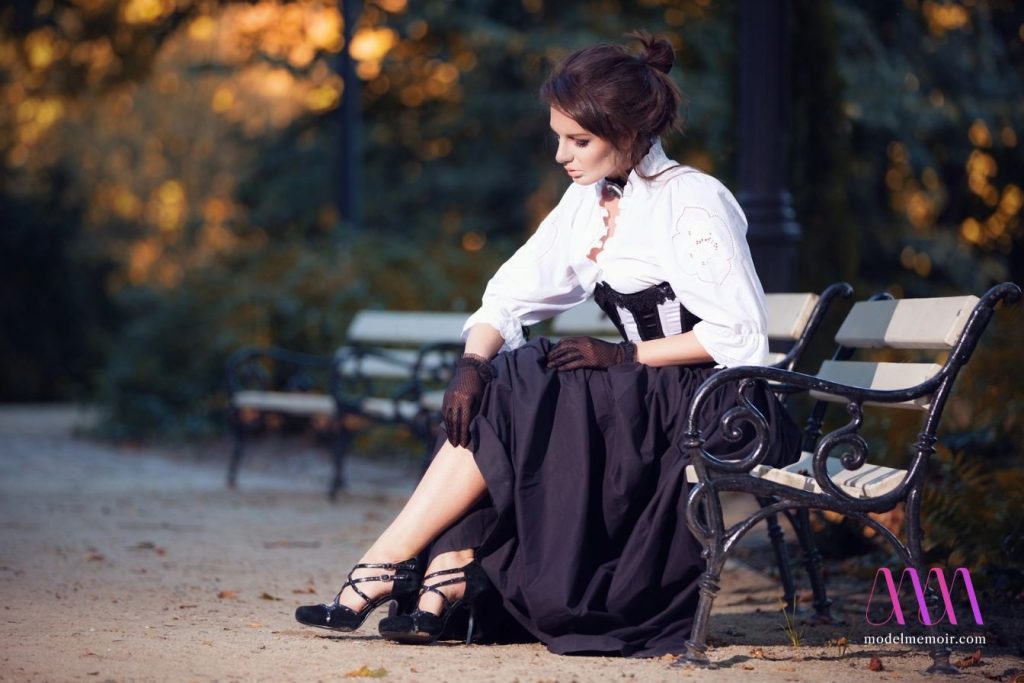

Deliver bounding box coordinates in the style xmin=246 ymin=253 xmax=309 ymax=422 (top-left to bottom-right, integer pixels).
xmin=418 ymin=575 xmax=466 ymax=611
xmin=333 ymin=559 xmax=418 ymax=605
xmin=422 ymin=566 xmax=467 ymax=581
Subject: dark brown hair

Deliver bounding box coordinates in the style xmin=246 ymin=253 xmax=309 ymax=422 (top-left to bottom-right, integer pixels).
xmin=540 ymin=32 xmax=683 ymax=179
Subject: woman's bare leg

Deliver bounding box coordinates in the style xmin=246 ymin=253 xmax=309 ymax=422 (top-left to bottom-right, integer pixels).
xmin=335 ymin=440 xmax=485 ymax=610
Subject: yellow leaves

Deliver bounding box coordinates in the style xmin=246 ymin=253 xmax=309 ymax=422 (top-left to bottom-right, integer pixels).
xmin=344 ymin=666 xmax=387 ymax=678
xmin=306 ymin=6 xmax=342 ymax=52
xmin=150 ymin=179 xmax=187 ymax=235
xmin=969 ymin=119 xmax=992 ymax=148
xmin=260 ymin=68 xmax=295 ymax=98
xmin=121 ymin=0 xmax=173 ymax=25
xmin=112 ymin=186 xmax=143 ymax=219
xmin=899 ymin=245 xmax=932 ymax=277
xmin=349 ymin=27 xmax=397 ymax=62
xmin=306 ymin=83 xmax=340 ymax=112
xmin=376 ymin=0 xmax=408 ymax=12
xmin=211 ymin=85 xmax=235 ymax=113
xmin=188 ymin=15 xmax=217 ymax=42
xmin=921 ymin=0 xmax=970 ymax=37
xmin=25 ymin=27 xmax=66 ymax=70
xmin=462 ymin=231 xmax=486 ymax=252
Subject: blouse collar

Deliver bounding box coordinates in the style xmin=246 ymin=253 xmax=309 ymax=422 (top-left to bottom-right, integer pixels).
xmin=595 ymin=138 xmax=674 ymax=200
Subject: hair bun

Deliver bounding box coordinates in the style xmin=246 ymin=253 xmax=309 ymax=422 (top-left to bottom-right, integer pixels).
xmin=633 ymin=32 xmax=674 ymax=74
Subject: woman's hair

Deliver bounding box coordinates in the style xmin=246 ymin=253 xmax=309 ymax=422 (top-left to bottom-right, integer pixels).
xmin=540 ymin=32 xmax=683 ymax=179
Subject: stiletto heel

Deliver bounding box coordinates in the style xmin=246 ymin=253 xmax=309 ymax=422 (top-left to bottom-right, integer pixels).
xmin=465 ymin=603 xmax=477 ymax=645
xmin=294 ymin=558 xmax=421 ymax=632
xmin=378 ymin=560 xmax=491 ymax=644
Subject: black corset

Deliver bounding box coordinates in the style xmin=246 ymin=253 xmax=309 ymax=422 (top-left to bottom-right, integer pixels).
xmin=593 ymin=281 xmax=702 ymax=342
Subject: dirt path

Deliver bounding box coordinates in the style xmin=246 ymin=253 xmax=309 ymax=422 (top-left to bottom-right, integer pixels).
xmin=1 ymin=405 xmax=1019 ymax=682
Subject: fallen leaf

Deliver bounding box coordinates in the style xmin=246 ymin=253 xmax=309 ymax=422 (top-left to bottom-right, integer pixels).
xmin=750 ymin=647 xmax=765 ymax=659
xmin=743 ymin=665 xmax=755 ymax=670
xmin=344 ymin=665 xmax=387 ymax=678
xmin=259 ymin=592 xmax=282 ymax=601
xmin=217 ymin=590 xmax=238 ymax=599
xmin=869 ymin=656 xmax=885 ymax=671
xmin=954 ymin=649 xmax=983 ymax=669
xmin=85 ymin=553 xmax=105 ymax=562
xmin=292 ymin=586 xmax=316 ymax=594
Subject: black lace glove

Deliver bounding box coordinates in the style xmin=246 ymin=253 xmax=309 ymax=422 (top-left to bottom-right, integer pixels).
xmin=442 ymin=354 xmax=496 ymax=448
xmin=546 ymin=336 xmax=637 ymax=371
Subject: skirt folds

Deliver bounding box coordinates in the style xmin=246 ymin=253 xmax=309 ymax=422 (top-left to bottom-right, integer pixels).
xmin=430 ymin=337 xmax=800 ymax=657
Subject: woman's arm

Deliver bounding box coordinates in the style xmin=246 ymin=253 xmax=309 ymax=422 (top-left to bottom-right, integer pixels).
xmin=635 ymin=331 xmax=713 ymax=367
xmin=463 ymin=323 xmax=505 ymax=359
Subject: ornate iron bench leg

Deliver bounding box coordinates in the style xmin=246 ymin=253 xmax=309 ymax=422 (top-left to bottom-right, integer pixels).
xmin=328 ymin=423 xmax=351 ymax=501
xmin=905 ymin=485 xmax=957 ymax=674
xmin=227 ymin=411 xmax=245 ymax=489
xmin=789 ymin=508 xmax=833 ymax=620
xmin=674 ymin=484 xmax=726 ymax=668
xmin=758 ymin=496 xmax=797 ymax=610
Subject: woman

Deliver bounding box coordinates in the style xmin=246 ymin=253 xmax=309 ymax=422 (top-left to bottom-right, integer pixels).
xmin=295 ymin=33 xmax=799 ymax=657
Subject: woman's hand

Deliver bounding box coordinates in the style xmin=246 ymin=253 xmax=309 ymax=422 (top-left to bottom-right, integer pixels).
xmin=546 ymin=337 xmax=637 ymax=370
xmin=442 ymin=354 xmax=496 ymax=448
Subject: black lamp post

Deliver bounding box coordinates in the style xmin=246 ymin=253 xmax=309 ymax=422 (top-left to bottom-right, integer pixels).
xmin=737 ymin=0 xmax=801 ymax=292
xmin=337 ymin=0 xmax=362 ymax=231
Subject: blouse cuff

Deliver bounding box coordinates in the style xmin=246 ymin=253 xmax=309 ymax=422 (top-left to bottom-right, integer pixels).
xmin=462 ymin=306 xmax=528 ymax=351
xmin=692 ymin=320 xmax=768 ymax=368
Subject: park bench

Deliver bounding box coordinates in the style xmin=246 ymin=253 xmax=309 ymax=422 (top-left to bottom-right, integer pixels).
xmin=676 ymin=282 xmax=1021 ymax=673
xmin=554 ymin=284 xmax=856 ymax=610
xmin=225 ymin=283 xmax=851 ymax=505
xmin=226 ymin=311 xmax=466 ymax=499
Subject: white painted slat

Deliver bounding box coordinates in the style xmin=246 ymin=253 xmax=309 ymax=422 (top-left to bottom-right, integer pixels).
xmin=232 ymin=391 xmax=336 ymax=415
xmin=835 ymin=296 xmax=978 ymax=349
xmin=810 ymin=360 xmax=942 ymax=410
xmin=685 ymin=451 xmax=906 ymax=499
xmin=338 ymin=350 xmax=418 ymax=379
xmin=551 ymin=302 xmax=617 ymax=336
xmin=552 ymin=292 xmax=818 ymax=343
xmin=347 ymin=311 xmax=467 ymax=345
xmin=420 ymin=390 xmax=445 ymax=411
xmin=765 ymin=293 xmax=818 ymax=340
xmin=359 ymin=397 xmax=424 ymax=421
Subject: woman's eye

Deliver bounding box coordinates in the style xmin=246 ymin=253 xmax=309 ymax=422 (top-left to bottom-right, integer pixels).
xmin=575 ymin=139 xmax=589 ymax=148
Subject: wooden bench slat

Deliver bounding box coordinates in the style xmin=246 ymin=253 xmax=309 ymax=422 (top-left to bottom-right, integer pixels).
xmin=232 ymin=390 xmax=336 ymax=415
xmin=347 ymin=311 xmax=468 ymax=345
xmin=835 ymin=296 xmax=978 ymax=349
xmin=685 ymin=451 xmax=906 ymax=499
xmin=550 ymin=304 xmax=616 ymax=336
xmin=809 ymin=360 xmax=942 ymax=410
xmin=765 ymin=293 xmax=818 ymax=340
xmin=358 ymin=397 xmax=424 ymax=422
xmin=551 ymin=292 xmax=821 ymax=344
xmin=338 ymin=351 xmax=419 ymax=379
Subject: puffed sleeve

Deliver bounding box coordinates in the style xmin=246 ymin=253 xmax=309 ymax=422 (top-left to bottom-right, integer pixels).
xmin=658 ymin=172 xmax=769 ymax=367
xmin=462 ymin=185 xmax=590 ymax=350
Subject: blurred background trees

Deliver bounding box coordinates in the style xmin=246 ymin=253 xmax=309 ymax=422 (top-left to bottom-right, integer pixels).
xmin=1 ymin=0 xmax=1022 ymax=593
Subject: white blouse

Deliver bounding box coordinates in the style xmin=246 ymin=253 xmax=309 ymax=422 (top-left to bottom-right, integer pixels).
xmin=462 ymin=140 xmax=769 ymax=368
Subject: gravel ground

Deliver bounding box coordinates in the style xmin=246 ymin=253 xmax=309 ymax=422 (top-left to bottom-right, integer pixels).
xmin=1 ymin=405 xmax=1020 ymax=683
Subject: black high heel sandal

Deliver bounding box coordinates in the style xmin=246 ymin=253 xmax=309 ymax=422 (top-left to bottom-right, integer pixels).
xmin=378 ymin=561 xmax=491 ymax=645
xmin=294 ymin=558 xmax=421 ymax=631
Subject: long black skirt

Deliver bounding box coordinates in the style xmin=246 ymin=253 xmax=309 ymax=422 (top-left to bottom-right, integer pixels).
xmin=428 ymin=337 xmax=800 ymax=657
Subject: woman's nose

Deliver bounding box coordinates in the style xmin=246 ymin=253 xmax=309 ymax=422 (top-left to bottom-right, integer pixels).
xmin=554 ymin=140 xmax=572 ymax=165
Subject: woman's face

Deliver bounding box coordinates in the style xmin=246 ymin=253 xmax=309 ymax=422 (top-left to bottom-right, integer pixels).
xmin=550 ymin=107 xmax=628 ymax=186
